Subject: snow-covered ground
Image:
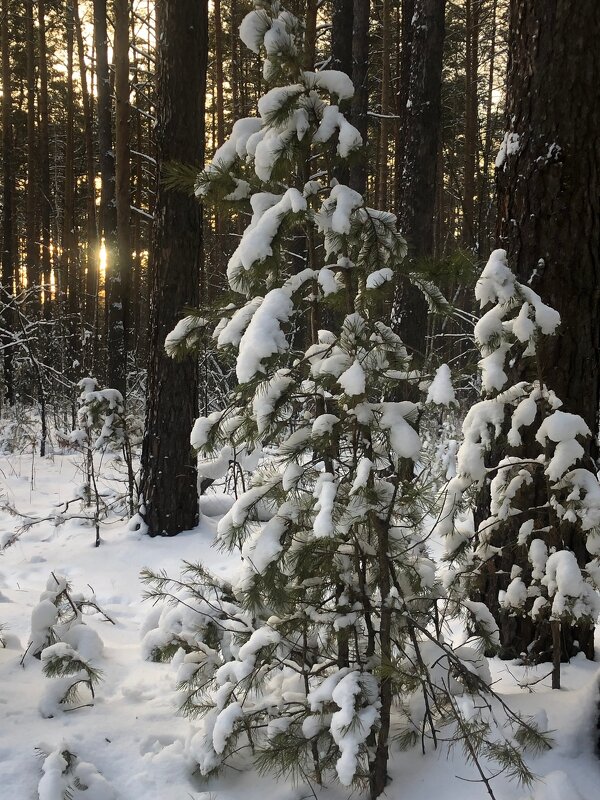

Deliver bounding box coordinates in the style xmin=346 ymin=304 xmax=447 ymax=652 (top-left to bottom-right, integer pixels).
xmin=1 ymin=451 xmax=599 ymax=800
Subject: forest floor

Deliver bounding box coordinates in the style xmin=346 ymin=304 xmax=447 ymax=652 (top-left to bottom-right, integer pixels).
xmin=1 ymin=450 xmax=599 ymax=800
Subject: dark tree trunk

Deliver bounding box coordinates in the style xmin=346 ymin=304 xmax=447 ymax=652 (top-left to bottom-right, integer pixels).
xmin=331 ymin=0 xmax=353 ymax=186
xmin=349 ymin=0 xmax=369 ymax=196
xmin=112 ymin=0 xmax=131 ymax=398
xmin=392 ymin=0 xmax=445 ymax=358
xmin=63 ymin=2 xmax=79 ymax=381
xmin=140 ymin=0 xmax=207 ymax=536
xmin=38 ymin=0 xmax=52 ymax=316
xmin=376 ymin=0 xmax=392 ymax=209
xmin=462 ymin=0 xmax=480 ymax=248
xmin=74 ymin=0 xmax=99 ymax=341
xmin=304 ymin=0 xmax=317 ymax=69
xmin=331 ymin=0 xmax=353 ymax=74
xmin=481 ymin=0 xmax=600 ymax=661
xmin=1 ymin=0 xmax=15 ymax=405
xmin=394 ymin=0 xmax=414 ymax=215
xmin=25 ymin=0 xmax=39 ymax=304
xmin=94 ymin=0 xmax=118 ymax=382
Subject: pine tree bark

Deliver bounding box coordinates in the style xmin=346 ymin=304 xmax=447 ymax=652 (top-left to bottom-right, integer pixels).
xmin=304 ymin=0 xmax=318 ymax=69
xmin=25 ymin=0 xmax=39 ymax=304
xmin=462 ymin=0 xmax=480 ymax=248
xmin=392 ymin=0 xmax=445 ymax=358
xmin=74 ymin=0 xmax=99 ymax=335
xmin=38 ymin=0 xmax=52 ymax=314
xmin=331 ymin=0 xmax=353 ymax=74
xmin=376 ymin=0 xmax=392 ymax=209
xmin=63 ymin=2 xmax=78 ymax=380
xmin=94 ymin=0 xmax=118 ymax=382
xmin=349 ymin=0 xmax=370 ymax=196
xmin=213 ymin=0 xmax=225 ymax=147
xmin=1 ymin=0 xmax=15 ymax=405
xmin=394 ymin=0 xmax=414 ymax=215
xmin=140 ymin=0 xmax=207 ymax=536
xmin=480 ymin=0 xmax=600 ymax=661
xmin=331 ymin=0 xmax=354 ymax=187
xmin=113 ymin=0 xmax=131 ymax=398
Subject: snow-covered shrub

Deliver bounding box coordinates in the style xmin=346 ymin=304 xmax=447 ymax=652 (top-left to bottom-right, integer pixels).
xmin=37 ymin=742 xmax=116 ymax=800
xmin=27 ymin=574 xmax=104 ymax=717
xmin=150 ymin=5 xmax=549 ymax=798
xmin=437 ymin=250 xmax=600 ymax=667
xmin=70 ymin=377 xmax=125 ymax=452
xmin=69 ymin=377 xmax=131 ymax=543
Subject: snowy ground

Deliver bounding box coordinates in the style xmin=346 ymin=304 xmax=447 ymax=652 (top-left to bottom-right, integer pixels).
xmin=1 ymin=451 xmax=599 ymax=800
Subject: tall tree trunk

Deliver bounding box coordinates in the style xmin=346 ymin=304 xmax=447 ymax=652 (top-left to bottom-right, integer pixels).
xmin=94 ymin=0 xmax=118 ymax=383
xmin=1 ymin=0 xmax=15 ymax=405
xmin=330 ymin=0 xmax=353 ymax=187
xmin=113 ymin=0 xmax=131 ymax=398
xmin=349 ymin=0 xmax=369 ymax=196
xmin=74 ymin=0 xmax=99 ymax=338
xmin=394 ymin=0 xmax=414 ymax=215
xmin=331 ymin=0 xmax=353 ymax=73
xmin=479 ymin=0 xmax=497 ymax=257
xmin=63 ymin=2 xmax=78 ymax=380
xmin=376 ymin=0 xmax=392 ymax=208
xmin=392 ymin=0 xmax=446 ymax=358
xmin=462 ymin=0 xmax=480 ymax=248
xmin=484 ymin=0 xmax=600 ymax=660
xmin=25 ymin=0 xmax=39 ymax=304
xmin=304 ymin=0 xmax=318 ymax=69
xmin=140 ymin=0 xmax=207 ymax=536
xmin=38 ymin=0 xmax=52 ymax=314
xmin=213 ymin=0 xmax=225 ymax=146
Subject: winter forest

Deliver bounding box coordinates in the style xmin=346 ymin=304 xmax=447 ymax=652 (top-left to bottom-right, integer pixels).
xmin=1 ymin=0 xmax=600 ymax=798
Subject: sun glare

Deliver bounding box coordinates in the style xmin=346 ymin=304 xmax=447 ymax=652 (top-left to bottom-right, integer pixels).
xmin=99 ymin=239 xmax=107 ymax=279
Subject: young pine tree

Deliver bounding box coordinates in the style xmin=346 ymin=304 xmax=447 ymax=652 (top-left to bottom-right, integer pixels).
xmin=151 ymin=5 xmax=548 ymax=798
xmin=438 ymin=249 xmax=600 ymax=686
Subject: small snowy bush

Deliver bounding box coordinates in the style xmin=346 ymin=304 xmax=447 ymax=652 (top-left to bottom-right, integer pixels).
xmin=27 ymin=574 xmax=105 ymax=717
xmin=37 ymin=742 xmax=116 ymax=800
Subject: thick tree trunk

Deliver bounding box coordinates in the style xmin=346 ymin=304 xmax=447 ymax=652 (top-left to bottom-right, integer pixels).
xmin=477 ymin=0 xmax=600 ymax=661
xmin=497 ymin=0 xmax=600 ymax=444
xmin=349 ymin=0 xmax=369 ymax=196
xmin=140 ymin=0 xmax=207 ymax=536
xmin=392 ymin=0 xmax=445 ymax=358
xmin=331 ymin=0 xmax=353 ymax=74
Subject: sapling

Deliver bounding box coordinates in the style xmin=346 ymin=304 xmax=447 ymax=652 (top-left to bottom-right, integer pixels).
xmin=437 ymin=249 xmax=600 ymax=687
xmin=69 ymin=377 xmax=126 ymax=546
xmin=26 ymin=573 xmax=110 ymax=716
xmin=144 ymin=4 xmax=550 ymax=798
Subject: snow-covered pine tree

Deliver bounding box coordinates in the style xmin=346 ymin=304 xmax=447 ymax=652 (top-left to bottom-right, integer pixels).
xmin=69 ymin=377 xmax=126 ymax=545
xmin=148 ymin=5 xmax=548 ymax=797
xmin=438 ymin=249 xmax=600 ymax=685
xmin=27 ymin=573 xmax=105 ymax=717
